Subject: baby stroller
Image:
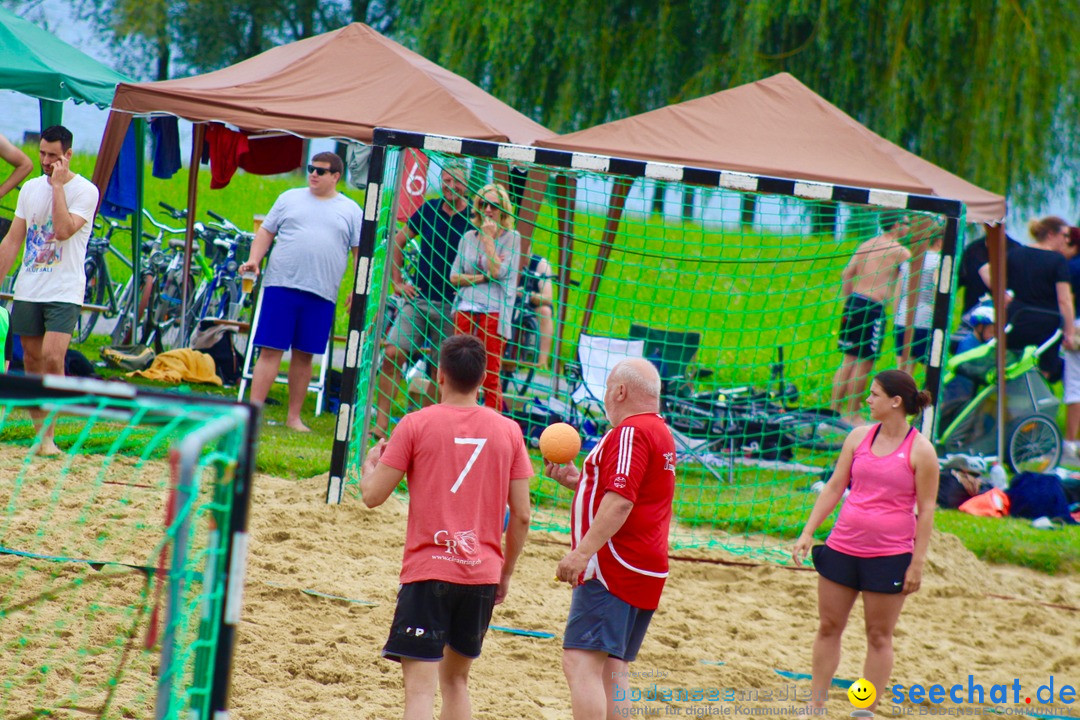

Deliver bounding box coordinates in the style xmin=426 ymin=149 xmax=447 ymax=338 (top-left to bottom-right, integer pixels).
xmin=938 ymin=319 xmax=1062 ymax=474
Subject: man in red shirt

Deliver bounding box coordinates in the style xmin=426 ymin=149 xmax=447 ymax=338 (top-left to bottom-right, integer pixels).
xmin=361 ymin=334 xmax=534 ymax=720
xmin=548 ymin=357 xmax=676 ymax=720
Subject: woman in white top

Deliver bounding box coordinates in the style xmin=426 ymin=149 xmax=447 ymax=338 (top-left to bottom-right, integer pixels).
xmin=449 ymin=182 xmax=520 ymax=411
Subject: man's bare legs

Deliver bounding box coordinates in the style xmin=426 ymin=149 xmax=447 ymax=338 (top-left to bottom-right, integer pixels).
xmin=536 ymin=304 xmax=554 ymax=369
xmin=399 ymin=648 xmax=477 ymax=720
xmin=284 ymin=350 xmax=314 ymax=431
xmin=401 ymin=659 xmax=438 ymax=720
xmin=248 ymin=347 xmax=315 ymax=431
xmin=831 ymin=354 xmax=873 ymax=425
xmin=21 ymin=331 xmax=70 ymax=455
xmin=374 ymin=344 xmax=407 ymax=438
xmin=604 ymin=657 xmax=632 ymax=719
xmin=437 ymin=647 xmax=476 ymax=720
xmin=563 ymin=648 xmax=609 ymax=720
xmin=249 ymin=347 xmax=283 ymax=406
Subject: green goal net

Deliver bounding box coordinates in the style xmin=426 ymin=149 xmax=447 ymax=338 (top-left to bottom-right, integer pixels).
xmin=330 ymin=131 xmax=961 ymax=560
xmin=0 ymin=375 xmax=256 ymax=719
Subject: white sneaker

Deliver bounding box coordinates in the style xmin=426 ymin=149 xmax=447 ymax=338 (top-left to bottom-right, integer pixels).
xmin=1064 ymin=441 xmax=1080 ymax=461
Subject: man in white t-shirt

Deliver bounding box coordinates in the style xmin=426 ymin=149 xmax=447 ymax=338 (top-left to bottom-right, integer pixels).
xmin=0 ymin=125 xmax=99 ymax=454
xmin=238 ymin=151 xmax=362 ymax=431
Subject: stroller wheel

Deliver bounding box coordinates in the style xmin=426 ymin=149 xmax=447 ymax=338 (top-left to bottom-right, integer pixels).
xmin=1006 ymin=415 xmax=1061 ymax=474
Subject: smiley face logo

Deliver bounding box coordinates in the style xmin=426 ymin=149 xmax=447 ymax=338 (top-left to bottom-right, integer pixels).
xmin=847 ymin=678 xmax=876 ymax=709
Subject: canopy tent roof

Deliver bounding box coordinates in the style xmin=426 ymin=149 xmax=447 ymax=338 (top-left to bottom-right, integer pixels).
xmin=536 ymin=72 xmax=1005 ymax=223
xmin=0 ymin=6 xmax=128 ymax=107
xmin=106 ymin=22 xmax=553 ymax=145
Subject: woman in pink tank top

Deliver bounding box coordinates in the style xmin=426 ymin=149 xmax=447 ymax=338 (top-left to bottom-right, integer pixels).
xmin=792 ymin=370 xmax=939 ymax=712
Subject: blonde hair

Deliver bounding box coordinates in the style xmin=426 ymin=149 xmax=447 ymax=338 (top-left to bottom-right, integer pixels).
xmin=472 ymin=182 xmax=516 ymax=232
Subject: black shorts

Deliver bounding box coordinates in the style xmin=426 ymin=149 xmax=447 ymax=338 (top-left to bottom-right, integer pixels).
xmin=382 ymin=580 xmax=497 ymax=662
xmin=837 ymin=294 xmax=885 ymax=360
xmin=10 ymin=300 xmax=80 ymax=337
xmin=894 ymin=326 xmax=931 ymax=364
xmin=812 ymin=545 xmax=912 ymax=594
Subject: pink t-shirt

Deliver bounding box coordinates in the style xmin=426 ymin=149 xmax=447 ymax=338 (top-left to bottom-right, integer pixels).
xmin=826 ymin=424 xmax=918 ymax=557
xmin=379 ymin=403 xmax=534 ymax=585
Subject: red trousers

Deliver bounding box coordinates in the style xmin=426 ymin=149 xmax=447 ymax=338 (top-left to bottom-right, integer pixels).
xmin=454 ymin=311 xmax=505 ymax=410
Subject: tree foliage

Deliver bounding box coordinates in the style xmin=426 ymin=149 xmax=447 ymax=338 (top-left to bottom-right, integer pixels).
xmin=395 ymin=0 xmax=1080 ymax=210
xmin=51 ymin=0 xmax=1080 ymax=209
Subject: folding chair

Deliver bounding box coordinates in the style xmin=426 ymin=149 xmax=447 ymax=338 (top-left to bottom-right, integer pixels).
xmin=628 ymin=324 xmax=708 ymax=390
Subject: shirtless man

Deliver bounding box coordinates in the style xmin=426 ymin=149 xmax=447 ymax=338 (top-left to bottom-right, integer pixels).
xmin=831 ymin=213 xmax=912 ymax=422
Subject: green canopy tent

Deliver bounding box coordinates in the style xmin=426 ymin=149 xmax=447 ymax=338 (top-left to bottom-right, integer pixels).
xmin=0 ymin=6 xmax=144 ymax=336
xmin=0 ymin=6 xmax=128 ymax=128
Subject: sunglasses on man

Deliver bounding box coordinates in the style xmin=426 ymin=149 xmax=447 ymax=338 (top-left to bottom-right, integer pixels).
xmin=307 ymin=164 xmax=335 ymax=176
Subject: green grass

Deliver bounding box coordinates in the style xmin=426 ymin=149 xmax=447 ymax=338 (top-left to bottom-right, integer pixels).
xmin=14 ymin=149 xmax=1077 ymax=575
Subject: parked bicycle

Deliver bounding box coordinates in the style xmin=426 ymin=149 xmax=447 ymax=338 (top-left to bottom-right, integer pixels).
xmin=76 ymin=216 xmax=138 ymax=343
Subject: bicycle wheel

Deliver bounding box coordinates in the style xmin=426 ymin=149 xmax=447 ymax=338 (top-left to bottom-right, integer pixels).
xmin=75 ymin=257 xmax=106 ymax=343
xmin=780 ymin=409 xmax=853 ymax=452
xmin=107 ymin=276 xmax=137 ymax=346
xmin=1006 ymin=415 xmax=1061 ymax=474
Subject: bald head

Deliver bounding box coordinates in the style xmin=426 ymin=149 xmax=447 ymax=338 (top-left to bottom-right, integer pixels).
xmin=610 ymin=358 xmax=661 ymax=398
xmin=604 ymin=358 xmax=661 ymax=424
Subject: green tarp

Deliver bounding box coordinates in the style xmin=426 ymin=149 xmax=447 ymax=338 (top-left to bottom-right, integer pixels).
xmin=0 ymin=6 xmax=128 ymax=116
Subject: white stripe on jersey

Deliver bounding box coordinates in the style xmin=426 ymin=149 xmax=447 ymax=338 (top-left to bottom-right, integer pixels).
xmin=617 ymin=426 xmax=635 ymax=476
xmin=573 ymin=432 xmax=608 ymax=548
xmin=606 ymin=539 xmax=669 ymax=578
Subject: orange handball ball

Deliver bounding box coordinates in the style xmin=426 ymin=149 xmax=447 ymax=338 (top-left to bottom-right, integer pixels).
xmin=539 ymin=423 xmax=582 ymax=464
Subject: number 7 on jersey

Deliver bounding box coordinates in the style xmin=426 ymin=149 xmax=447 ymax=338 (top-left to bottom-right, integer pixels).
xmin=451 ymin=438 xmax=487 ymax=493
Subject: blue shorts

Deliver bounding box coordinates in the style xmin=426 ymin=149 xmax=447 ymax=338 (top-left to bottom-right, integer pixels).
xmin=563 ymin=580 xmax=654 ymax=662
xmin=252 ymin=285 xmax=335 ymax=355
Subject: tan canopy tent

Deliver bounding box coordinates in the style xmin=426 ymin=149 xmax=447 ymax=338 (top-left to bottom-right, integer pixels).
xmin=530 ymin=71 xmax=1010 ymax=455
xmin=536 ymin=72 xmax=1004 ymax=222
xmin=89 ymin=22 xmax=554 ymax=341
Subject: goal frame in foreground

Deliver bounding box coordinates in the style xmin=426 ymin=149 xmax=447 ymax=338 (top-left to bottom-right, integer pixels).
xmin=326 ymin=127 xmax=965 ymax=503
xmin=0 ymin=373 xmax=258 ymax=720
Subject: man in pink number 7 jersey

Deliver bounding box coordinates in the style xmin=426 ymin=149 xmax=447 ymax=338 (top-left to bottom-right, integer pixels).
xmin=361 ymin=333 xmax=534 ymax=720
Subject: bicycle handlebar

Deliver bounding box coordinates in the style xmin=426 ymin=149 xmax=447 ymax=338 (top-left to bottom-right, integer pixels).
xmin=159 ymin=201 xmax=184 ymax=219
xmin=142 ymin=208 xmax=186 ymax=235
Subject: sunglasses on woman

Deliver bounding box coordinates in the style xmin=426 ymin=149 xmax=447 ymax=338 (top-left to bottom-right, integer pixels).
xmin=477 ymin=199 xmax=500 ymax=212
xmin=307 ymin=165 xmax=334 ymax=176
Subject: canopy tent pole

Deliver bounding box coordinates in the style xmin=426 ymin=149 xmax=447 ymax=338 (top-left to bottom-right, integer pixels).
xmin=128 ymin=118 xmax=145 ymax=343
xmin=180 ymin=123 xmax=206 ymax=345
xmin=985 ymin=222 xmax=1007 ymax=464
xmin=579 ymin=177 xmax=633 ymax=334
xmin=551 ymin=174 xmax=576 ymax=392
xmin=38 ymin=99 xmax=62 ymax=131
xmin=515 ymin=166 xmax=548 ymax=261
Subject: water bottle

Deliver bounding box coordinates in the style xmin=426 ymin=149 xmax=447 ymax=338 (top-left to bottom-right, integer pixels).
xmin=988 ymin=463 xmax=1007 ymax=490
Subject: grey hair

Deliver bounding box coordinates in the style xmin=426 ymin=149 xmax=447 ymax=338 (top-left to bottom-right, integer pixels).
xmin=610 ymin=358 xmax=661 ymax=400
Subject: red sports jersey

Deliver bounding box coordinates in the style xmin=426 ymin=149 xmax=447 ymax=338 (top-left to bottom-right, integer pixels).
xmin=571 ymin=412 xmax=676 ymax=610
xmin=379 ymin=404 xmax=534 ymax=585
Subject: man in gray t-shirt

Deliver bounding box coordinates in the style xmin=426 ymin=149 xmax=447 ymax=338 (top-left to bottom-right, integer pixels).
xmin=239 ymin=151 xmax=362 ymax=431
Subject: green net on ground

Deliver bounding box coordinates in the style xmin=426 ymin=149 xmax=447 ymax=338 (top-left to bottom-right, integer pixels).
xmin=0 ymin=376 xmax=254 ymax=719
xmin=334 ymin=137 xmax=959 ymax=559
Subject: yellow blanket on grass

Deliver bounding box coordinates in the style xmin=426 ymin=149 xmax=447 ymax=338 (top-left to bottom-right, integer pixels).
xmin=127 ymin=349 xmax=222 ymax=386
